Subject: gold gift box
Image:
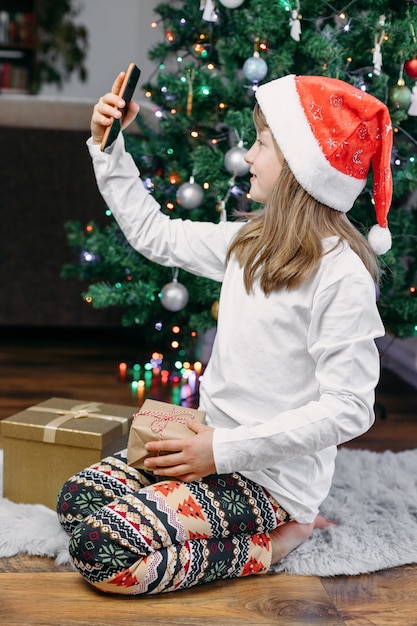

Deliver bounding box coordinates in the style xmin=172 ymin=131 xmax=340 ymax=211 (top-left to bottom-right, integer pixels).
xmin=1 ymin=397 xmax=135 ymax=509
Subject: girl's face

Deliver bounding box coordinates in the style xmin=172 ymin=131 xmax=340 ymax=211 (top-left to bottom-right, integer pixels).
xmin=245 ymin=128 xmax=283 ymax=203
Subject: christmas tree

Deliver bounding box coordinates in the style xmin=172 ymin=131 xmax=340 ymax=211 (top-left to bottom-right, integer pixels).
xmin=62 ymin=0 xmax=417 ymax=362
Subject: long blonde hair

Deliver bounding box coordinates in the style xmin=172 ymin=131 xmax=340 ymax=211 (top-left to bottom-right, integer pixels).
xmin=227 ymin=104 xmax=379 ymax=295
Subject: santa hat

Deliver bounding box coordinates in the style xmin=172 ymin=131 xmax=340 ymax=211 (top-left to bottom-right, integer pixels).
xmin=255 ymin=75 xmax=393 ymax=254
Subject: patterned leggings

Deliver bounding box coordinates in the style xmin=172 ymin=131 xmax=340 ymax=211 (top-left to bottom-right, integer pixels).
xmin=56 ymin=450 xmax=290 ymax=595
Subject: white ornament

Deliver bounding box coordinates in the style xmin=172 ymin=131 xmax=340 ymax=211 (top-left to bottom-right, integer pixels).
xmin=289 ymin=9 xmax=301 ymax=42
xmin=176 ymin=176 xmax=204 ymax=209
xmin=218 ymin=0 xmax=245 ymax=8
xmin=200 ymin=0 xmax=218 ymax=22
xmin=160 ymin=278 xmax=189 ymax=311
xmin=408 ymin=84 xmax=417 ymax=116
xmin=224 ymin=141 xmax=250 ymax=176
xmin=373 ymin=42 xmax=382 ymax=76
xmin=243 ymin=52 xmax=268 ymax=83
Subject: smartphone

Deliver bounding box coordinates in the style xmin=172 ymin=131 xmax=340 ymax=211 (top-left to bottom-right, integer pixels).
xmin=100 ymin=63 xmax=141 ymax=151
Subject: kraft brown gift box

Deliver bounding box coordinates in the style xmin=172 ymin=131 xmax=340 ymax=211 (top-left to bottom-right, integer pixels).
xmin=127 ymin=399 xmax=205 ymax=472
xmin=1 ymin=397 xmax=135 ymax=510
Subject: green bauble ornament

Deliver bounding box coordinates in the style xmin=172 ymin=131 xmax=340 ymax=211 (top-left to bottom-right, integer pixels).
xmin=388 ymin=84 xmax=412 ymax=110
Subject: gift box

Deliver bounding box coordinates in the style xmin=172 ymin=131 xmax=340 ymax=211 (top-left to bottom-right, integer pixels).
xmin=1 ymin=397 xmax=135 ymax=509
xmin=127 ymin=399 xmax=205 ymax=473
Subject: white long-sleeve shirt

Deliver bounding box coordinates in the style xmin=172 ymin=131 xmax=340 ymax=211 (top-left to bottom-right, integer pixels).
xmin=88 ymin=134 xmax=385 ymax=523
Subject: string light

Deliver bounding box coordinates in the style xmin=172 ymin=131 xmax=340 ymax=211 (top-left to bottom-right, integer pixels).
xmin=81 ymin=251 xmax=96 ymax=262
xmin=278 ymin=0 xmax=291 ymax=11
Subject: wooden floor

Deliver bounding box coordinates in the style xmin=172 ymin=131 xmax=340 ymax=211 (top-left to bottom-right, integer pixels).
xmin=1 ymin=327 xmax=417 ymax=626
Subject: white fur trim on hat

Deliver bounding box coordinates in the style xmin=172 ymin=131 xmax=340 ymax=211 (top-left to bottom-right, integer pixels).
xmin=255 ymin=75 xmax=365 ymax=213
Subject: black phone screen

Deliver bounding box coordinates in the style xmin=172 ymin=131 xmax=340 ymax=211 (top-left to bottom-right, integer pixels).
xmin=100 ymin=63 xmax=141 ymax=151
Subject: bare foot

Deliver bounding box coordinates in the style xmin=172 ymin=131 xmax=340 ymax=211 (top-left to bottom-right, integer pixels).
xmin=269 ymin=514 xmax=337 ymax=565
xmin=314 ymin=514 xmax=337 ymax=530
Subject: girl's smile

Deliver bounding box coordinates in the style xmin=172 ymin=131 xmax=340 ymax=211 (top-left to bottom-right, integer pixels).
xmin=245 ymin=128 xmax=283 ymax=203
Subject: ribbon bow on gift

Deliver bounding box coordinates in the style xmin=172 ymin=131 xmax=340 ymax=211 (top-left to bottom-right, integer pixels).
xmin=28 ymin=401 xmax=130 ymax=443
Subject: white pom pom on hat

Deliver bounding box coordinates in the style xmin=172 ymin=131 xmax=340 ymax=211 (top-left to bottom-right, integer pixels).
xmin=367 ymin=223 xmax=392 ymax=255
xmin=255 ymin=75 xmax=393 ymax=254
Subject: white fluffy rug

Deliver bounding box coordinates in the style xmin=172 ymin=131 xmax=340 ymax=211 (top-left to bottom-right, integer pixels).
xmin=1 ymin=447 xmax=417 ymax=576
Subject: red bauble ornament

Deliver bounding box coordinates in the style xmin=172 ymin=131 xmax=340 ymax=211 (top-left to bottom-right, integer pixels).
xmin=404 ymin=57 xmax=417 ymax=79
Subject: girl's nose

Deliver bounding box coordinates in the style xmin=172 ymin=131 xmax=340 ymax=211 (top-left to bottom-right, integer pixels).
xmin=244 ymin=146 xmax=254 ymax=163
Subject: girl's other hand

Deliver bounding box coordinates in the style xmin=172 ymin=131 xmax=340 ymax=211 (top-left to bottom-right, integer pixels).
xmin=90 ymin=71 xmax=140 ymax=145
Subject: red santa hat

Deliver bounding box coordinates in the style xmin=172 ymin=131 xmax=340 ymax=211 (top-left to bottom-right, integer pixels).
xmin=255 ymin=75 xmax=393 ymax=254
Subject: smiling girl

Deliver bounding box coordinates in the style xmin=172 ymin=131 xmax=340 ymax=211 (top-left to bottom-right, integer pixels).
xmin=57 ymin=73 xmax=392 ymax=595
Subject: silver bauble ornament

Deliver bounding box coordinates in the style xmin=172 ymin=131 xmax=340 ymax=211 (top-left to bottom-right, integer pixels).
xmin=243 ymin=54 xmax=268 ymax=83
xmin=176 ymin=176 xmax=204 ymax=209
xmin=388 ymin=84 xmax=412 ymax=110
xmin=218 ymin=0 xmax=245 ymax=7
xmin=160 ymin=278 xmax=189 ymax=311
xmin=224 ymin=141 xmax=250 ymax=176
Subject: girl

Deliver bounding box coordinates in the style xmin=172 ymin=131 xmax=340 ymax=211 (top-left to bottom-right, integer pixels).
xmin=57 ymin=73 xmax=392 ymax=595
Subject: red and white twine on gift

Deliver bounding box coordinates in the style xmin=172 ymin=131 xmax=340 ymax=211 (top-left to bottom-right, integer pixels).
xmin=134 ymin=407 xmax=197 ymax=440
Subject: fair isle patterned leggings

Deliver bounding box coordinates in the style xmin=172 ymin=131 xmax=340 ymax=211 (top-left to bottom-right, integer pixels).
xmin=56 ymin=450 xmax=290 ymax=596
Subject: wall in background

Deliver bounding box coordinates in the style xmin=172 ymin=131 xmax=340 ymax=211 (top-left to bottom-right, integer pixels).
xmin=1 ymin=0 xmax=163 ymax=329
xmin=40 ymin=0 xmax=160 ymax=101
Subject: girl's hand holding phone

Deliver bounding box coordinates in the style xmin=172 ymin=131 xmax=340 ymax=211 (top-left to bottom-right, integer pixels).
xmin=91 ymin=70 xmax=140 ymax=146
